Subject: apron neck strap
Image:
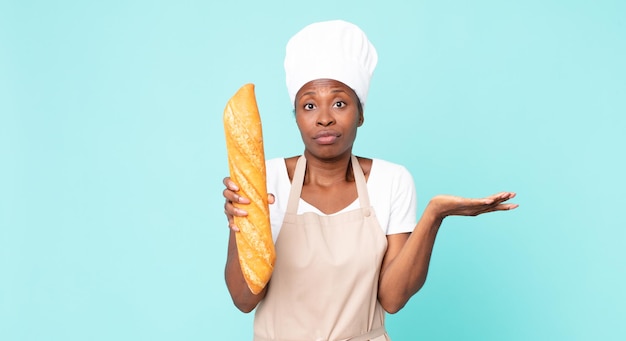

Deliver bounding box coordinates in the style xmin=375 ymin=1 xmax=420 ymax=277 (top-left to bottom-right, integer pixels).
xmin=285 ymin=156 xmax=307 ymax=214
xmin=351 ymin=154 xmax=371 ymax=209
xmin=285 ymin=155 xmax=371 ymax=215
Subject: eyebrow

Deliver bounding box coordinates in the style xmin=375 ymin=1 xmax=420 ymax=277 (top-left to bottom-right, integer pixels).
xmin=301 ymin=89 xmax=347 ymax=97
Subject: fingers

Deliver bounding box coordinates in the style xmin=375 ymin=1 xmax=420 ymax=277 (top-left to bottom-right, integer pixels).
xmin=494 ymin=192 xmax=517 ymax=210
xmin=222 ymin=178 xmax=276 ymax=233
xmin=223 ymin=199 xmax=249 ymax=217
xmin=222 ymin=177 xmax=251 ymax=204
xmin=483 ymin=192 xmax=516 ymax=205
xmin=223 ymin=188 xmax=251 ymax=206
xmin=222 ymin=177 xmax=238 ymax=191
xmin=222 ymin=177 xmax=250 ymax=232
xmin=494 ymin=203 xmax=519 ymax=211
xmin=462 ymin=192 xmax=518 ymax=216
xmin=498 ymin=191 xmax=516 ymax=201
xmin=224 ymin=206 xmax=238 ymax=232
xmin=224 ymin=198 xmax=248 ymax=232
xmin=482 ymin=192 xmax=519 ymax=213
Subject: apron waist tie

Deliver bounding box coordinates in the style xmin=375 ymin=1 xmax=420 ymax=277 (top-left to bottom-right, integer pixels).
xmin=254 ymin=326 xmax=387 ymax=341
xmin=343 ymin=326 xmax=387 ymax=341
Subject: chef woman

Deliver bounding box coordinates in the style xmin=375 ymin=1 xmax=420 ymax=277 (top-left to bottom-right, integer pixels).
xmin=222 ymin=20 xmax=518 ymax=341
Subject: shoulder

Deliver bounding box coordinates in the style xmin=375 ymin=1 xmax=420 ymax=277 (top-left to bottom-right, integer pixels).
xmin=370 ymin=158 xmax=413 ymax=179
xmin=368 ymin=158 xmax=416 ymax=196
xmin=266 ymin=156 xmax=299 ymax=183
xmin=365 ymin=158 xmax=418 ymax=234
xmin=266 ymin=157 xmax=286 ymax=173
xmin=266 ymin=157 xmax=289 ymax=181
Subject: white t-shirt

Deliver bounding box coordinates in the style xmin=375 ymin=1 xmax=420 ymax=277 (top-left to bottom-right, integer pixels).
xmin=266 ymin=157 xmax=417 ymax=243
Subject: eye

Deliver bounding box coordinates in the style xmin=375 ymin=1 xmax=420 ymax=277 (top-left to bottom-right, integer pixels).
xmin=304 ymin=103 xmax=315 ymax=110
xmin=333 ymin=101 xmax=346 ymax=108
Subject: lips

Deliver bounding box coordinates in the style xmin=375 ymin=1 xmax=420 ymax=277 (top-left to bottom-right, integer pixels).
xmin=313 ymin=130 xmax=341 ymax=145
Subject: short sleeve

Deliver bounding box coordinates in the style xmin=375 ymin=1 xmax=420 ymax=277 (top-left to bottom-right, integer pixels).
xmin=386 ymin=165 xmax=417 ymax=234
xmin=266 ymin=158 xmax=290 ymax=243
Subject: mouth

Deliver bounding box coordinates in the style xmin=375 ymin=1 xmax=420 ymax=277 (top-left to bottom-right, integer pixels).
xmin=313 ymin=130 xmax=341 ymax=145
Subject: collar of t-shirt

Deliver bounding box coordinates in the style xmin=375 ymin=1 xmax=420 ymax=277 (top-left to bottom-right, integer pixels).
xmin=297 ymin=198 xmax=359 ymax=216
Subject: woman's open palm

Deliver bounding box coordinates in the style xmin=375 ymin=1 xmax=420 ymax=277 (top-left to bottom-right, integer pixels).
xmin=429 ymin=192 xmax=518 ymax=219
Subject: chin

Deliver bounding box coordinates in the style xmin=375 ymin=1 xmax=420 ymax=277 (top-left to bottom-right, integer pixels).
xmin=306 ymin=148 xmax=352 ymax=161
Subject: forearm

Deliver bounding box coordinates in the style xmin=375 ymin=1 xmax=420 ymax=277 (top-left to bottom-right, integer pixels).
xmin=225 ymin=230 xmax=266 ymax=312
xmin=378 ymin=204 xmax=443 ymax=313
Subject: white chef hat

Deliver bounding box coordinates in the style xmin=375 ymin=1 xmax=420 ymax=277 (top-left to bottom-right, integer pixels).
xmin=284 ymin=20 xmax=378 ymax=107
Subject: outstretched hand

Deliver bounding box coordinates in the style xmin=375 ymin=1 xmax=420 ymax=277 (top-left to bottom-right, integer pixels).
xmin=428 ymin=192 xmax=518 ymax=220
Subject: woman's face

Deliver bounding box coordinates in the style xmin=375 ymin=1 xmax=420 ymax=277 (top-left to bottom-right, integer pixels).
xmin=294 ymin=79 xmax=363 ymax=161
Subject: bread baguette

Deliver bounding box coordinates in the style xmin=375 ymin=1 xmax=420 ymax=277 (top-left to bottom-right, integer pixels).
xmin=223 ymin=83 xmax=275 ymax=294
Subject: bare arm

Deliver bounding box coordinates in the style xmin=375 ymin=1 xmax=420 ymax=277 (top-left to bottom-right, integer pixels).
xmin=225 ymin=229 xmax=267 ymax=312
xmin=222 ymin=177 xmax=273 ymax=312
xmin=378 ymin=192 xmax=518 ymax=313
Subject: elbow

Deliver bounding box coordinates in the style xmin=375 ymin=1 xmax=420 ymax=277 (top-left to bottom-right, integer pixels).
xmin=379 ymin=283 xmax=425 ymax=314
xmin=225 ymin=272 xmax=264 ymax=313
xmin=234 ymin=300 xmax=257 ymax=313
xmin=381 ymin=300 xmax=406 ymax=314
xmin=227 ymin=284 xmax=265 ymax=313
xmin=229 ymin=289 xmax=262 ymax=313
xmin=378 ymin=292 xmax=409 ymax=314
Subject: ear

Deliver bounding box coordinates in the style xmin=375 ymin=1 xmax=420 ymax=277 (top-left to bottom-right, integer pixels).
xmin=356 ymin=99 xmax=365 ymax=127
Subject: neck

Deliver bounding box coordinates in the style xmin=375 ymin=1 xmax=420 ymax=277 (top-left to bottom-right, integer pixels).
xmin=302 ymin=151 xmax=354 ymax=187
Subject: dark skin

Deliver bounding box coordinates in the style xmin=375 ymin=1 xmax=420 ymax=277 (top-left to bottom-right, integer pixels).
xmin=223 ymin=79 xmax=518 ymax=313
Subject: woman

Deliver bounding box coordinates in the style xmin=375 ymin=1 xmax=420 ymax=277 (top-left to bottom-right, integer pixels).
xmin=223 ymin=20 xmax=518 ymax=341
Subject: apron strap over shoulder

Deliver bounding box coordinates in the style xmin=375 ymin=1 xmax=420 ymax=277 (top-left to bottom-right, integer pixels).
xmin=350 ymin=155 xmax=371 ymax=209
xmin=285 ymin=155 xmax=307 ymax=215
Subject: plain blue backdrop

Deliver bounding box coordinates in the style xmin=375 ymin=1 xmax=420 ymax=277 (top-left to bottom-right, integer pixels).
xmin=1 ymin=0 xmax=625 ymax=340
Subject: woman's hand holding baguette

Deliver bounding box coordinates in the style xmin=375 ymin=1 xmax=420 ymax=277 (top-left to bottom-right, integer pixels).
xmin=223 ymin=177 xmax=275 ymax=232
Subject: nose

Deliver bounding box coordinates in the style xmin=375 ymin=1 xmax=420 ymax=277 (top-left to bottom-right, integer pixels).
xmin=316 ymin=108 xmax=335 ymax=127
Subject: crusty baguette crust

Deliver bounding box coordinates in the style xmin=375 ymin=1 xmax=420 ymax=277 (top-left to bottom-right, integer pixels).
xmin=223 ymin=83 xmax=275 ymax=294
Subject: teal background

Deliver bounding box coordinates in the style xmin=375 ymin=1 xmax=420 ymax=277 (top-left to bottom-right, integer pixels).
xmin=1 ymin=0 xmax=624 ymax=340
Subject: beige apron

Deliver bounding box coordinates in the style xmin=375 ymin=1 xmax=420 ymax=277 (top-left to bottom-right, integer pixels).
xmin=254 ymin=155 xmax=390 ymax=341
